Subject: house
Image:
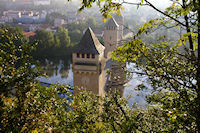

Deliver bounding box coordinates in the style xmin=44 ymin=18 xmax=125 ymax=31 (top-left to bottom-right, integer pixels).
xmin=54 ymin=18 xmax=65 ymax=27
xmin=33 ymin=0 xmax=50 ymax=6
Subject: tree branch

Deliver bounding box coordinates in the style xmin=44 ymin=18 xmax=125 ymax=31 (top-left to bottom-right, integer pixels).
xmin=121 ymin=0 xmax=148 ymax=6
xmin=144 ymin=0 xmax=187 ymax=27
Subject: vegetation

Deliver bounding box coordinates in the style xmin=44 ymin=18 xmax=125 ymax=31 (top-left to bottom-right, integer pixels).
xmin=31 ymin=27 xmax=72 ymax=58
xmin=75 ymin=0 xmax=200 ymax=131
xmin=0 ymin=26 xmax=174 ymax=132
xmin=32 ymin=16 xmax=99 ymax=58
xmin=0 ymin=26 xmax=70 ymax=132
xmin=1 ymin=0 xmax=200 ymax=132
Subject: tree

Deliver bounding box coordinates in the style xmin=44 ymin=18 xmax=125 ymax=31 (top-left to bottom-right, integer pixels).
xmin=33 ymin=29 xmax=55 ymax=57
xmin=0 ymin=26 xmax=192 ymax=132
xmin=69 ymin=29 xmax=82 ymax=45
xmin=69 ymin=0 xmax=200 ymax=131
xmin=85 ymin=17 xmax=98 ymax=28
xmin=34 ymin=29 xmax=55 ymax=49
xmin=56 ymin=26 xmax=71 ymax=47
xmin=0 ymin=26 xmax=73 ymax=132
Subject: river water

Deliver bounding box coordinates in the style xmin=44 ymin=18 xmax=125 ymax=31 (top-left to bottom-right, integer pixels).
xmin=38 ymin=57 xmax=152 ymax=106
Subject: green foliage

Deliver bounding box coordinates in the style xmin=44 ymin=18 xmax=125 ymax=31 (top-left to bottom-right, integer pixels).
xmin=67 ymin=0 xmax=123 ymax=21
xmin=31 ymin=27 xmax=73 ymax=58
xmin=34 ymin=29 xmax=55 ymax=49
xmin=69 ymin=29 xmax=82 ymax=45
xmin=0 ymin=26 xmax=194 ymax=132
xmin=66 ymin=16 xmax=99 ymax=45
xmin=147 ymin=91 xmax=197 ymax=132
xmin=2 ymin=0 xmax=200 ymax=131
xmin=0 ymin=26 xmax=72 ymax=132
xmin=56 ymin=26 xmax=71 ymax=47
xmin=70 ymin=0 xmax=200 ymax=131
xmin=111 ymin=0 xmax=199 ymax=131
xmin=1 ymin=27 xmax=186 ymax=132
xmin=85 ymin=17 xmax=97 ymax=28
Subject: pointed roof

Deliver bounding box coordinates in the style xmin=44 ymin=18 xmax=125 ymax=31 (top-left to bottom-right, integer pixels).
xmin=113 ymin=14 xmax=124 ymax=24
xmin=73 ymin=27 xmax=104 ymax=54
xmin=105 ymin=17 xmax=119 ymax=27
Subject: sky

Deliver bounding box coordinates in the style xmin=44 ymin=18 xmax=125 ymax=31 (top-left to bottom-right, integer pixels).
xmin=119 ymin=0 xmax=172 ymax=8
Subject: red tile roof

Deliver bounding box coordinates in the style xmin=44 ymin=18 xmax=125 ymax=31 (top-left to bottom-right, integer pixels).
xmin=23 ymin=32 xmax=35 ymax=38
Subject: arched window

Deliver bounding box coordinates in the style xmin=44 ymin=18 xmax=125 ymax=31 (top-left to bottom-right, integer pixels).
xmin=82 ymin=54 xmax=85 ymax=58
xmin=77 ymin=53 xmax=80 ymax=58
xmin=87 ymin=54 xmax=90 ymax=58
xmin=92 ymin=54 xmax=95 ymax=59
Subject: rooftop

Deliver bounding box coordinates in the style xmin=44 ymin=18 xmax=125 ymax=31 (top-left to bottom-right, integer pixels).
xmin=104 ymin=17 xmax=119 ymax=27
xmin=73 ymin=27 xmax=104 ymax=54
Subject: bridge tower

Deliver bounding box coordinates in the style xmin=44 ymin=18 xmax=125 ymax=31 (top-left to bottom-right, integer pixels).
xmin=72 ymin=27 xmax=105 ymax=96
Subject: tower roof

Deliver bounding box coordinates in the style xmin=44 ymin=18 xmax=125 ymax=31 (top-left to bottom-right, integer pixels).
xmin=105 ymin=17 xmax=119 ymax=27
xmin=113 ymin=14 xmax=124 ymax=24
xmin=73 ymin=27 xmax=104 ymax=54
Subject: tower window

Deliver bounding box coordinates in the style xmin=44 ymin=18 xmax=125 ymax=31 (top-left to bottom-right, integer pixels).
xmin=92 ymin=54 xmax=95 ymax=59
xmin=77 ymin=53 xmax=80 ymax=58
xmin=87 ymin=54 xmax=90 ymax=58
xmin=82 ymin=54 xmax=85 ymax=58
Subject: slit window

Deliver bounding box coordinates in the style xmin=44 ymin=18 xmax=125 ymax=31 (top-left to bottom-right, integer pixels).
xmin=77 ymin=53 xmax=80 ymax=58
xmin=82 ymin=54 xmax=85 ymax=58
xmin=92 ymin=54 xmax=95 ymax=59
xmin=87 ymin=54 xmax=90 ymax=58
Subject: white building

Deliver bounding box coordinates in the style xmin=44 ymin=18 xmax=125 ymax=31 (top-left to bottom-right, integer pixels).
xmin=33 ymin=0 xmax=50 ymax=6
xmin=54 ymin=18 xmax=65 ymax=27
xmin=2 ymin=10 xmax=21 ymax=22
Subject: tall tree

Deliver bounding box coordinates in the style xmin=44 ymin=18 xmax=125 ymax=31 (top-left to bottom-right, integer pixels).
xmin=33 ymin=29 xmax=55 ymax=57
xmin=56 ymin=26 xmax=71 ymax=47
xmin=0 ymin=26 xmax=72 ymax=132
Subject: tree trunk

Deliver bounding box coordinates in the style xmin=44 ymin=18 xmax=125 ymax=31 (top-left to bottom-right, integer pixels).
xmin=183 ymin=0 xmax=193 ymax=51
xmin=196 ymin=0 xmax=200 ymax=131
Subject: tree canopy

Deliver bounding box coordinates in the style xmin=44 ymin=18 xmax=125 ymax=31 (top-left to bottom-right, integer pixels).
xmin=2 ymin=0 xmax=200 ymax=132
xmin=68 ymin=0 xmax=200 ymax=131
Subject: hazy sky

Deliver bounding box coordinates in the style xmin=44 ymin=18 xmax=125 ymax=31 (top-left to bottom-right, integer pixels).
xmin=121 ymin=0 xmax=172 ymax=8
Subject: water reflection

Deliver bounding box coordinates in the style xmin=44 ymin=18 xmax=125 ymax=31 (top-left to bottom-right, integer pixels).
xmin=124 ymin=63 xmax=152 ymax=107
xmin=37 ymin=57 xmax=152 ymax=106
xmin=37 ymin=56 xmax=73 ymax=85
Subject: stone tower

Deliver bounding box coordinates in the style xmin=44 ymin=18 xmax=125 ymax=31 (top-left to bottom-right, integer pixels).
xmin=104 ymin=16 xmax=126 ymax=96
xmin=104 ymin=17 xmax=119 ymax=58
xmin=113 ymin=14 xmax=124 ymax=40
xmin=72 ymin=27 xmax=105 ymax=96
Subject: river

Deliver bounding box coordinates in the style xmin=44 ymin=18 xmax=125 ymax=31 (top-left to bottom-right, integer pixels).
xmin=38 ymin=57 xmax=152 ymax=107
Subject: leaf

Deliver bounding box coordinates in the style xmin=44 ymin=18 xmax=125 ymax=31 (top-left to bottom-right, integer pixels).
xmin=31 ymin=129 xmax=38 ymax=133
xmin=172 ymin=3 xmax=175 ymax=8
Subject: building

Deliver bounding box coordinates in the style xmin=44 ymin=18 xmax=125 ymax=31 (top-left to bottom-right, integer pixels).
xmin=14 ymin=0 xmax=33 ymax=5
xmin=54 ymin=18 xmax=65 ymax=27
xmin=113 ymin=14 xmax=124 ymax=40
xmin=104 ymin=17 xmax=119 ymax=58
xmin=72 ymin=27 xmax=105 ymax=96
xmin=72 ymin=15 xmax=126 ymax=96
xmin=33 ymin=0 xmax=50 ymax=6
xmin=3 ymin=10 xmax=21 ymax=22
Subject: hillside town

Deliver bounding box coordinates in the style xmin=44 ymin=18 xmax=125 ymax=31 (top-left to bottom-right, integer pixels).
xmin=0 ymin=0 xmax=98 ymax=38
xmin=0 ymin=0 xmax=156 ymax=40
